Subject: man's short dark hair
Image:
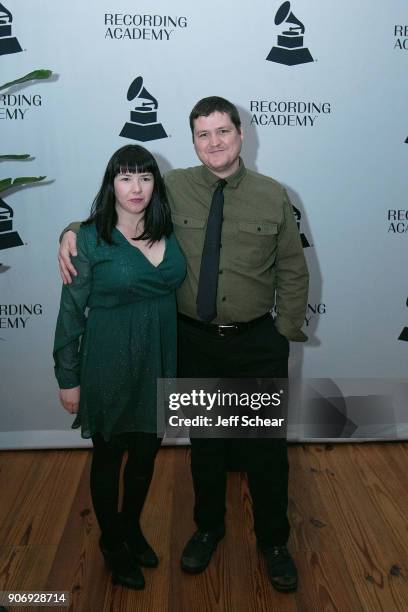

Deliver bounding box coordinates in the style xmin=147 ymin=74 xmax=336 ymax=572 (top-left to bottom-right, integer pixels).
xmin=189 ymin=96 xmax=241 ymax=137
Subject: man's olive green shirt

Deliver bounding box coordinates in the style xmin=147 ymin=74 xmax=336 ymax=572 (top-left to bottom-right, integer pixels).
xmin=165 ymin=161 xmax=308 ymax=340
xmin=65 ymin=160 xmax=309 ymax=341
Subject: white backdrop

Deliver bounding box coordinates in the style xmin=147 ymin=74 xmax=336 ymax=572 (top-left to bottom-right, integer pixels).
xmin=1 ymin=0 xmax=407 ymax=448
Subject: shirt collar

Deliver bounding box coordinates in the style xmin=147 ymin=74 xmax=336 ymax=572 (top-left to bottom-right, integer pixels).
xmin=199 ymin=158 xmax=246 ymax=189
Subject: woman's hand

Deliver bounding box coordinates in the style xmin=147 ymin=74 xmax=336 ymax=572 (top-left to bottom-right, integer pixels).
xmin=59 ymin=386 xmax=80 ymax=414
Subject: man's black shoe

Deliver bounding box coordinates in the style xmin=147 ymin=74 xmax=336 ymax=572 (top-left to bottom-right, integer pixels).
xmin=99 ymin=538 xmax=145 ymax=590
xmin=181 ymin=527 xmax=225 ymax=574
xmin=260 ymin=544 xmax=298 ymax=592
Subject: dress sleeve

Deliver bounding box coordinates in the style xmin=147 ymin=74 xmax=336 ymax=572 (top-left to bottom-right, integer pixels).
xmin=53 ymin=228 xmax=92 ymax=388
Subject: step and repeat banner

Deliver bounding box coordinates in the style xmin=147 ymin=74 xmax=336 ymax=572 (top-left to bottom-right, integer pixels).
xmin=1 ymin=1 xmax=407 ymax=448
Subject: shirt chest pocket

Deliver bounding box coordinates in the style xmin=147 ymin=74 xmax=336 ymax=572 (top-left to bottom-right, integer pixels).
xmin=236 ymin=221 xmax=278 ymax=266
xmin=173 ymin=213 xmax=206 ymax=257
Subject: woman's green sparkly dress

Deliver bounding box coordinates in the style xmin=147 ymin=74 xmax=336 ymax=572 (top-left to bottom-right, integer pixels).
xmin=53 ymin=223 xmax=186 ymax=440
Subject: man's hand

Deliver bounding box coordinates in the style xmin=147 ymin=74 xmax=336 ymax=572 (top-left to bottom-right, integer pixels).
xmin=58 ymin=230 xmax=78 ymax=284
xmin=59 ymin=386 xmax=80 ymax=414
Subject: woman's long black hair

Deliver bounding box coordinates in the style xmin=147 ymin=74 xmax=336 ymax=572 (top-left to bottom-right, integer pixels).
xmin=83 ymin=145 xmax=172 ymax=244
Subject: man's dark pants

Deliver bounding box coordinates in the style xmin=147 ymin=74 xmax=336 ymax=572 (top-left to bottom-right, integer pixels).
xmin=177 ymin=314 xmax=290 ymax=546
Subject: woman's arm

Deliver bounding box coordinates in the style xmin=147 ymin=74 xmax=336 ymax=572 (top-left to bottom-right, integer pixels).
xmin=53 ymin=228 xmax=92 ymax=408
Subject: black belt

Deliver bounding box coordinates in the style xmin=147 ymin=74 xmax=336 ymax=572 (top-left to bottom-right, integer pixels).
xmin=178 ymin=312 xmax=271 ymax=336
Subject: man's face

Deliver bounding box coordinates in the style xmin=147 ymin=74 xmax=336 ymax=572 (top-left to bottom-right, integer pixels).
xmin=192 ymin=111 xmax=243 ymax=178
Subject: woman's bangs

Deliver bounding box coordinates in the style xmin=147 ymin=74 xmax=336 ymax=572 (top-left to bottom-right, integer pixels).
xmin=113 ymin=150 xmax=156 ymax=177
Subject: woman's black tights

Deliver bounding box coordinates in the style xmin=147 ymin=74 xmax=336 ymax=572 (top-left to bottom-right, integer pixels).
xmin=90 ymin=432 xmax=161 ymax=549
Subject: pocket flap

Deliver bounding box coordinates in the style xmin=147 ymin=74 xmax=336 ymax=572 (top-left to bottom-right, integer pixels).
xmin=173 ymin=213 xmax=206 ymax=229
xmin=238 ymin=221 xmax=278 ymax=235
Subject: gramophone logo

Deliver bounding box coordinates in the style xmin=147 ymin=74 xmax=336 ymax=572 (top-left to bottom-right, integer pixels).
xmin=398 ymin=298 xmax=408 ymax=342
xmin=120 ymin=76 xmax=167 ymax=142
xmin=0 ymin=197 xmax=23 ymax=250
xmin=293 ymin=205 xmax=311 ymax=248
xmin=0 ymin=2 xmax=22 ymax=56
xmin=266 ymin=1 xmax=313 ymax=66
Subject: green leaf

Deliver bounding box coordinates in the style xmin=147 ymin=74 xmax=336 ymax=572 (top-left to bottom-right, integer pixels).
xmin=0 ymin=154 xmax=31 ymax=160
xmin=0 ymin=178 xmax=12 ymax=191
xmin=0 ymin=176 xmax=46 ymax=193
xmin=12 ymin=176 xmax=46 ymax=186
xmin=0 ymin=70 xmax=52 ymax=92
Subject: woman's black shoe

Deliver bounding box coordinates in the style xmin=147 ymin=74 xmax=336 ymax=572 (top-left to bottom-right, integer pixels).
xmin=99 ymin=538 xmax=145 ymax=589
xmin=126 ymin=530 xmax=159 ymax=568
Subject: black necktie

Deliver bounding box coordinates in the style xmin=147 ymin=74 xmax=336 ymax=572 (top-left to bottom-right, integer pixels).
xmin=196 ymin=179 xmax=227 ymax=322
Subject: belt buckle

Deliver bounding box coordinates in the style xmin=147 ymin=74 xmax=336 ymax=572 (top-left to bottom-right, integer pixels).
xmin=217 ymin=324 xmax=237 ymax=336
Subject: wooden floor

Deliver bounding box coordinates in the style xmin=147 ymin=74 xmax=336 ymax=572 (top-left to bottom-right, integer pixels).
xmin=0 ymin=443 xmax=407 ymax=612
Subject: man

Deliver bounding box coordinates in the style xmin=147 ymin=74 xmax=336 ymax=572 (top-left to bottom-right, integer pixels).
xmin=58 ymin=96 xmax=309 ymax=592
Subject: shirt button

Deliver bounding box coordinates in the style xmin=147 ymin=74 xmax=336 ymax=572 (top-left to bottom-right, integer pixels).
xmin=220 ymin=243 xmax=222 ymax=248
xmin=219 ymin=270 xmax=223 ymax=275
xmin=184 ymin=219 xmax=188 ymax=224
xmin=222 ymin=296 xmax=226 ymax=301
xmin=257 ymin=227 xmax=261 ymax=232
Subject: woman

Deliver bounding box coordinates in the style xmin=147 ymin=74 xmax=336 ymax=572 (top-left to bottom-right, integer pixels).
xmin=53 ymin=145 xmax=186 ymax=589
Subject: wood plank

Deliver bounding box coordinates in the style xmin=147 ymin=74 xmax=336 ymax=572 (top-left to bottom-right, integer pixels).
xmin=0 ymin=450 xmax=88 ymax=546
xmin=44 ymin=450 xmax=109 ymax=612
xmin=308 ymin=444 xmax=408 ymax=612
xmin=294 ymin=550 xmax=364 ymax=612
xmin=0 ymin=443 xmax=407 ymax=611
xmin=0 ymin=545 xmax=59 ymax=612
xmin=288 ymin=445 xmax=339 ymax=552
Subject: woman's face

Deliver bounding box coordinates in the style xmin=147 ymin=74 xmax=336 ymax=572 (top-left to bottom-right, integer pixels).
xmin=113 ymin=171 xmax=154 ymax=217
